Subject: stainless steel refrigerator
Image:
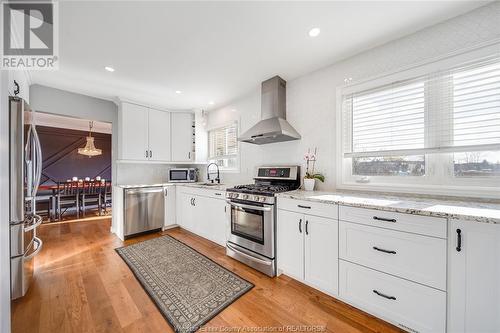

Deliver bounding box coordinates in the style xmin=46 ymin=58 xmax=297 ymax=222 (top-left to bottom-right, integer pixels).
xmin=9 ymin=96 xmax=43 ymax=300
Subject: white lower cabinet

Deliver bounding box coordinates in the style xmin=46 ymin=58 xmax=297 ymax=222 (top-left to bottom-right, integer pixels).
xmin=164 ymin=186 xmax=176 ymax=228
xmin=277 ymin=210 xmax=304 ymax=281
xmin=448 ymin=219 xmax=500 ymax=333
xmin=339 ymin=221 xmax=447 ymax=290
xmin=304 ymin=215 xmax=339 ymax=295
xmin=175 ymin=187 xmax=227 ymax=247
xmin=277 ymin=208 xmax=338 ymax=296
xmin=339 ymin=260 xmax=446 ymax=333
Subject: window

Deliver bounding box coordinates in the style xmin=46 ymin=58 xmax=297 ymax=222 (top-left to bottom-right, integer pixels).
xmin=340 ymin=56 xmax=500 ymax=195
xmin=208 ymin=122 xmax=239 ymax=171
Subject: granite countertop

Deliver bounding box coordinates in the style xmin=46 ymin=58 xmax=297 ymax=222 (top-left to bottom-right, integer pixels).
xmin=116 ymin=182 xmax=234 ymax=191
xmin=278 ymin=190 xmax=500 ymax=224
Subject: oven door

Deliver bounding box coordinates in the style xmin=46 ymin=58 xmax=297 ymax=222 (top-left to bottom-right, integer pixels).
xmin=227 ymin=200 xmax=274 ymax=259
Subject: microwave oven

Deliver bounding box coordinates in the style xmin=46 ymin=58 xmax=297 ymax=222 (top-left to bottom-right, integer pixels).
xmin=168 ymin=168 xmax=197 ymax=183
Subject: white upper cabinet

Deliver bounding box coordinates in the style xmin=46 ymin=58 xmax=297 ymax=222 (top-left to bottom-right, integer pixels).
xmin=448 ymin=219 xmax=500 ymax=333
xmin=171 ymin=112 xmax=194 ymax=162
xmin=119 ymin=102 xmax=193 ymax=162
xmin=119 ymin=103 xmax=149 ymax=160
xmin=148 ymin=108 xmax=171 ymax=161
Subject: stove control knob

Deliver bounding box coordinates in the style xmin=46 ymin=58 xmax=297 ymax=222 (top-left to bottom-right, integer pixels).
xmin=253 ymin=196 xmax=260 ymax=201
xmin=233 ymin=193 xmax=239 ymax=198
xmin=260 ymin=197 xmax=267 ymax=203
xmin=242 ymin=194 xmax=249 ymax=200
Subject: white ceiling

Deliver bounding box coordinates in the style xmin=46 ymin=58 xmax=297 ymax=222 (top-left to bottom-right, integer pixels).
xmin=30 ymin=1 xmax=489 ymax=111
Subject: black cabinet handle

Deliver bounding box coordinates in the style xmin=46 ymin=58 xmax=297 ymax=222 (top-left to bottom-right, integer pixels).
xmin=373 ymin=290 xmax=396 ymax=300
xmin=373 ymin=246 xmax=397 ymax=255
xmin=456 ymin=229 xmax=462 ymax=252
xmin=150 ymin=150 xmax=152 ymax=158
xmin=215 ymin=193 xmax=222 ymax=196
xmin=298 ymin=219 xmax=302 ymax=233
xmin=146 ymin=150 xmax=149 ymax=158
xmin=298 ymin=205 xmax=311 ymax=209
xmin=193 ymin=198 xmax=196 ymax=206
xmin=305 ymin=220 xmax=309 ymax=235
xmin=373 ymin=216 xmax=397 ymax=223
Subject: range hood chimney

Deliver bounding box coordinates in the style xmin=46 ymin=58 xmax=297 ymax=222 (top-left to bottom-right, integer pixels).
xmin=239 ymin=76 xmax=301 ymax=145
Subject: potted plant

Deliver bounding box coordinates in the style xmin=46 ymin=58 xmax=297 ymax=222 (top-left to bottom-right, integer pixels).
xmin=303 ymin=148 xmax=325 ymax=191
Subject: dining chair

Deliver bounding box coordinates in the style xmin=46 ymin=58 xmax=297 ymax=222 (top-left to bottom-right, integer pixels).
xmin=56 ymin=181 xmax=80 ymax=220
xmin=100 ymin=180 xmax=112 ymax=215
xmin=80 ymin=180 xmax=102 ymax=217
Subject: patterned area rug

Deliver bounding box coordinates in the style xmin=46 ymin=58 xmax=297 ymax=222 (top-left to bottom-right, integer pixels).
xmin=116 ymin=235 xmax=253 ymax=332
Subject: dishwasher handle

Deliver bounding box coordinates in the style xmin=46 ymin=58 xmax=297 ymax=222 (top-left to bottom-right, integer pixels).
xmin=126 ymin=187 xmax=164 ymax=195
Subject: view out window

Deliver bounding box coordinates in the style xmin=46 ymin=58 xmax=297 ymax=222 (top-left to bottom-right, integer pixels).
xmin=452 ymin=62 xmax=500 ymax=177
xmin=208 ymin=122 xmax=239 ymax=171
xmin=341 ymin=57 xmax=500 ymax=191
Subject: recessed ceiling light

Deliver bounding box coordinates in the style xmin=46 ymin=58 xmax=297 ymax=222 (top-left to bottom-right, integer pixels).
xmin=104 ymin=66 xmax=115 ymax=72
xmin=208 ymin=101 xmax=215 ymax=105
xmin=308 ymin=28 xmax=320 ymax=38
xmin=175 ymin=90 xmax=182 ymax=94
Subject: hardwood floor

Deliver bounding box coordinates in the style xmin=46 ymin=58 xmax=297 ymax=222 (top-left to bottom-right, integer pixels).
xmin=12 ymin=218 xmax=402 ymax=333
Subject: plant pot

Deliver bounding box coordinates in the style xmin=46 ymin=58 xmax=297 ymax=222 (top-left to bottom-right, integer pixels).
xmin=303 ymin=178 xmax=315 ymax=191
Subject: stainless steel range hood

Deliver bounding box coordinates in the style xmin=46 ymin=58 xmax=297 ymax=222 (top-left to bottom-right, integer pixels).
xmin=239 ymin=76 xmax=301 ymax=145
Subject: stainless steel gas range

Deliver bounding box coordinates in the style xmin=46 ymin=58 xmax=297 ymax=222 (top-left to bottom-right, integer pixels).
xmin=225 ymin=166 xmax=300 ymax=277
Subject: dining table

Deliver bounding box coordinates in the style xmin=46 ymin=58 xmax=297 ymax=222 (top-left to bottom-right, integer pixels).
xmin=37 ymin=182 xmax=109 ymax=221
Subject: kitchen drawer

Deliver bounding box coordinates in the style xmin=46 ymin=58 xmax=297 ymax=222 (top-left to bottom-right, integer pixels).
xmin=278 ymin=197 xmax=338 ymax=219
xmin=339 ymin=206 xmax=446 ymax=239
xmin=339 ymin=221 xmax=446 ymax=290
xmin=176 ymin=186 xmax=225 ymax=200
xmin=339 ymin=260 xmax=446 ymax=333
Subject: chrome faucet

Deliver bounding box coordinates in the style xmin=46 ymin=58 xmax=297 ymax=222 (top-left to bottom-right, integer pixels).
xmin=207 ymin=163 xmax=220 ymax=184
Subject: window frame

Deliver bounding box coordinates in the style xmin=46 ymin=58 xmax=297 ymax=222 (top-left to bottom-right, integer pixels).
xmin=336 ymin=45 xmax=500 ymax=199
xmin=207 ymin=121 xmax=240 ymax=173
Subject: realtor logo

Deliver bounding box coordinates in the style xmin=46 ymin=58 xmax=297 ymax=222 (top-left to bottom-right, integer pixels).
xmin=1 ymin=1 xmax=58 ymax=70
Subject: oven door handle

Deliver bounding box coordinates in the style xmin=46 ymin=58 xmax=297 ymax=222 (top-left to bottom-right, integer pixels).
xmin=226 ymin=243 xmax=273 ymax=266
xmin=226 ymin=201 xmax=272 ymax=212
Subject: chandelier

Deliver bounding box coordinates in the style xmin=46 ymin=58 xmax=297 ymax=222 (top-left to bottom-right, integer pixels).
xmin=78 ymin=121 xmax=102 ymax=157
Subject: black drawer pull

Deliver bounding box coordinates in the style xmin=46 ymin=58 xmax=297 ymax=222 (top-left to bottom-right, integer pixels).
xmin=373 ymin=289 xmax=396 ymax=300
xmin=215 ymin=193 xmax=222 ymax=196
xmin=373 ymin=216 xmax=397 ymax=223
xmin=298 ymin=205 xmax=311 ymax=209
xmin=456 ymin=229 xmax=462 ymax=252
xmin=373 ymin=246 xmax=397 ymax=255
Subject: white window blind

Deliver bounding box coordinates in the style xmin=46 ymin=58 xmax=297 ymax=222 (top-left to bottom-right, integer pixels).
xmin=208 ymin=122 xmax=238 ymax=169
xmin=343 ymin=57 xmax=500 ymax=158
xmin=453 ymin=61 xmax=500 ymax=147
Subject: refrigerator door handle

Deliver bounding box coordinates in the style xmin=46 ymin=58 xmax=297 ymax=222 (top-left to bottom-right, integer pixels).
xmin=24 ymin=214 xmax=42 ymax=232
xmin=32 ymin=125 xmax=43 ymax=197
xmin=24 ymin=237 xmax=43 ymax=260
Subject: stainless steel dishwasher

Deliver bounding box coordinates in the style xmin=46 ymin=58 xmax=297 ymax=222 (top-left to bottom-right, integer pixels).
xmin=124 ymin=186 xmax=165 ymax=238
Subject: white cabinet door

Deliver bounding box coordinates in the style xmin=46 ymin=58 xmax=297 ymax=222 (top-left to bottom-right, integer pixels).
xmin=120 ymin=103 xmax=149 ymax=160
xmin=171 ymin=113 xmax=194 ymax=162
xmin=208 ymin=199 xmax=228 ymax=247
xmin=277 ymin=209 xmax=304 ymax=280
xmin=448 ymin=219 xmax=500 ymax=333
xmin=304 ymin=215 xmax=338 ymax=295
xmin=148 ymin=109 xmax=171 ymax=161
xmin=178 ymin=192 xmax=195 ymax=232
xmin=164 ymin=186 xmax=175 ymax=227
